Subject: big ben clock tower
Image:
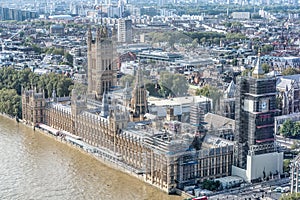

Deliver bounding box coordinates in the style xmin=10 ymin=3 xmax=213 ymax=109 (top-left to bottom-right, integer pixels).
xmin=233 ymin=52 xmax=283 ymax=181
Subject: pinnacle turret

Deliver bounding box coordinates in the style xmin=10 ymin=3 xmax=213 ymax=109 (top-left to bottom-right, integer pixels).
xmin=252 ymin=50 xmax=265 ymax=79
xmin=96 ymin=26 xmax=101 ymax=42
xmin=101 ymin=92 xmax=109 ymax=118
xmin=135 ymin=64 xmax=144 ymax=88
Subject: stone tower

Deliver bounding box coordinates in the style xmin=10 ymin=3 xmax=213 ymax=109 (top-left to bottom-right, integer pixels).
xmin=122 ymin=81 xmax=131 ymax=107
xmin=22 ymin=88 xmax=45 ymax=126
xmin=233 ymin=53 xmax=283 ymax=182
xmin=234 ymin=52 xmax=280 ymax=170
xmin=87 ymin=25 xmax=116 ymax=100
xmin=71 ymin=88 xmax=87 ymax=135
xmin=71 ymin=88 xmax=87 ymax=117
xmin=130 ymin=65 xmax=148 ymax=121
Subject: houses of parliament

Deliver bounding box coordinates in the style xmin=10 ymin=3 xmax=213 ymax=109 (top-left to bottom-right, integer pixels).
xmin=22 ymin=26 xmax=236 ymax=193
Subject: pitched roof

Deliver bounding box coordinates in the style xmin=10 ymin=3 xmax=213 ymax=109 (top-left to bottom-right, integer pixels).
xmin=224 ymin=80 xmax=236 ymax=98
xmin=252 ymin=52 xmax=264 ymax=78
xmin=204 ymin=113 xmax=235 ymax=130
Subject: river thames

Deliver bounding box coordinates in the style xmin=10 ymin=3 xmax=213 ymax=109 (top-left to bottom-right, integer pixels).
xmin=0 ymin=115 xmax=182 ymax=200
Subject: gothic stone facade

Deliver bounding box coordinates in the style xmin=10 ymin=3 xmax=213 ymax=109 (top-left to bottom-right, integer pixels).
xmin=22 ymin=89 xmax=233 ymax=193
xmin=87 ymin=27 xmax=115 ymax=99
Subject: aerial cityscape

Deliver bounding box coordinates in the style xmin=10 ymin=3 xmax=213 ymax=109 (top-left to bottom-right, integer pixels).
xmin=1 ymin=0 xmax=300 ymax=199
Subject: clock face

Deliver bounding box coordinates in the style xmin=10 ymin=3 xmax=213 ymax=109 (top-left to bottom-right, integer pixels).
xmin=261 ymin=101 xmax=267 ymax=110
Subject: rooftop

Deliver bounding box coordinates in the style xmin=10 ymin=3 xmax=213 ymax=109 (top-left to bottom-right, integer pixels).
xmin=148 ymin=96 xmax=211 ymax=107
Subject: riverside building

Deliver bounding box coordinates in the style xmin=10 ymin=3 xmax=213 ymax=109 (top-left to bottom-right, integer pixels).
xmin=22 ymin=26 xmax=234 ymax=194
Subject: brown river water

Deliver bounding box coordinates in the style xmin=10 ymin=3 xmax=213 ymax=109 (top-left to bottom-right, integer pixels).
xmin=0 ymin=115 xmax=182 ymax=200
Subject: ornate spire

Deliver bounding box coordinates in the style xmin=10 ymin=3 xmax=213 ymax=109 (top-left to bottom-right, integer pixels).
xmin=125 ymin=81 xmax=129 ymax=90
xmin=123 ymin=81 xmax=131 ymax=106
xmin=252 ymin=49 xmax=264 ymax=79
xmin=101 ymin=92 xmax=109 ymax=118
xmin=112 ymin=24 xmax=117 ymax=38
xmin=101 ymin=25 xmax=108 ymax=38
xmin=87 ymin=26 xmax=92 ymax=41
xmin=71 ymin=88 xmax=78 ymax=103
xmin=87 ymin=26 xmax=92 ymax=49
xmin=130 ymin=64 xmax=148 ymax=121
xmin=52 ymin=89 xmax=57 ymax=102
xmin=224 ymin=80 xmax=235 ymax=98
xmin=96 ymin=26 xmax=101 ymax=42
xmin=123 ymin=81 xmax=131 ymax=95
xmin=135 ymin=64 xmax=144 ymax=88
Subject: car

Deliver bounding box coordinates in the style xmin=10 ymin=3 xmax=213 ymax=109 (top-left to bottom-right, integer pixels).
xmin=282 ymin=186 xmax=290 ymax=193
xmin=273 ymin=187 xmax=283 ymax=192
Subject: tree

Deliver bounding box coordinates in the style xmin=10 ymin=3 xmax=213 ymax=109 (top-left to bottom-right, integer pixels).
xmin=251 ymin=14 xmax=262 ymax=19
xmin=0 ymin=89 xmax=21 ymax=117
xmin=213 ymin=37 xmax=220 ymax=45
xmin=200 ymin=37 xmax=206 ymax=45
xmin=119 ymin=74 xmax=135 ymax=88
xmin=232 ymin=58 xmax=238 ymax=66
xmin=261 ymin=63 xmax=270 ymax=73
xmin=191 ymin=38 xmax=199 ymax=48
xmin=56 ymin=77 xmax=73 ymax=97
xmin=185 ymin=31 xmax=225 ymax=45
xmin=145 ymin=83 xmax=161 ymax=97
xmin=276 ymin=96 xmax=283 ymax=110
xmin=71 ymin=83 xmax=87 ymax=95
xmin=19 ymin=31 xmax=25 ymax=38
xmin=149 ymin=31 xmax=192 ymax=49
xmin=45 ymin=47 xmax=65 ymax=55
xmin=293 ymin=122 xmax=300 ymax=137
xmin=226 ymin=33 xmax=247 ymax=40
xmin=231 ymin=22 xmax=243 ymax=29
xmin=158 ymin=71 xmax=188 ymax=97
xmin=171 ymin=74 xmax=189 ymax=96
xmin=196 ymin=85 xmax=221 ymax=112
xmin=202 ymin=180 xmax=221 ymax=191
xmin=52 ymin=48 xmax=64 ymax=55
xmin=291 ymin=141 xmax=299 ymax=150
xmin=281 ymin=67 xmax=300 ymax=76
xmin=31 ymin=44 xmax=42 ymax=54
xmin=280 ymin=192 xmax=300 ymax=200
xmin=241 ymin=68 xmax=253 ymax=76
xmin=280 ymin=119 xmax=294 ymax=137
xmin=196 ymin=85 xmax=210 ymax=96
xmin=223 ymin=22 xmax=232 ymax=28
xmin=283 ymin=159 xmax=291 ymax=173
xmin=261 ymin=44 xmax=274 ymax=54
xmin=0 ymin=67 xmax=74 ymax=117
xmin=64 ymin=52 xmax=73 ymax=66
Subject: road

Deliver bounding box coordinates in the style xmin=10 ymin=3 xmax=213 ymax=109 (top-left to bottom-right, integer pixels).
xmin=209 ymin=178 xmax=290 ymax=200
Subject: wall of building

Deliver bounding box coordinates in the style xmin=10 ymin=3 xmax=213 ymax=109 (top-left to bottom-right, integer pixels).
xmin=246 ymin=152 xmax=283 ymax=181
xmin=232 ymin=166 xmax=247 ymax=181
xmin=22 ymin=89 xmax=234 ymax=194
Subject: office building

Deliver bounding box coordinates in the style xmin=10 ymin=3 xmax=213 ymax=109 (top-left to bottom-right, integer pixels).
xmin=118 ymin=19 xmax=132 ymax=43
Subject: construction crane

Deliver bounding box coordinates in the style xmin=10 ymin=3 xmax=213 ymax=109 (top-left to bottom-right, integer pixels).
xmin=1 ymin=25 xmax=27 ymax=52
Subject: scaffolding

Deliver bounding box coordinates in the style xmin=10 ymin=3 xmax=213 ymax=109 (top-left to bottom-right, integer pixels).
xmin=190 ymin=101 xmax=210 ymax=131
xmin=235 ymin=76 xmax=278 ymax=169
